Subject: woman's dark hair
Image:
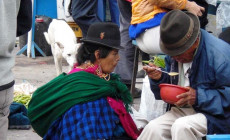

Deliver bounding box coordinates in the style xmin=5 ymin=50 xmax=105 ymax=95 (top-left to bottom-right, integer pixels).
xmin=77 ymin=43 xmax=113 ymax=65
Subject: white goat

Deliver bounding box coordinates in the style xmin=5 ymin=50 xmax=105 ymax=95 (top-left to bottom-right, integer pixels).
xmin=44 ymin=19 xmax=80 ymax=75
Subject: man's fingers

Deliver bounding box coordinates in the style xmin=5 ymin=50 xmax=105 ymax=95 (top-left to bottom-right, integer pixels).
xmin=143 ymin=66 xmax=148 ymax=70
xmin=175 ymin=98 xmax=187 ymax=107
xmin=176 ymin=92 xmax=188 ymax=99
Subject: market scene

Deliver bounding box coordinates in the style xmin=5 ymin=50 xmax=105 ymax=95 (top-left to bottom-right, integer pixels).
xmin=1 ymin=0 xmax=230 ymax=139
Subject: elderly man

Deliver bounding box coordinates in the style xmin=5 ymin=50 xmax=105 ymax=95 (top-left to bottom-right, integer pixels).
xmin=138 ymin=10 xmax=230 ymax=140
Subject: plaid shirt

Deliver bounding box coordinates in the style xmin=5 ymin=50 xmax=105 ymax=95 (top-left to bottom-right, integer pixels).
xmin=43 ymin=98 xmax=120 ymax=140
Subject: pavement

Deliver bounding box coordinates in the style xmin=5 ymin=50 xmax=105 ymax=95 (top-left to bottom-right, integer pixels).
xmin=8 ymin=46 xmax=144 ymax=140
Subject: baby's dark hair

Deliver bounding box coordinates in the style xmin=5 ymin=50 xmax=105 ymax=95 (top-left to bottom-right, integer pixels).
xmin=77 ymin=43 xmax=113 ymax=65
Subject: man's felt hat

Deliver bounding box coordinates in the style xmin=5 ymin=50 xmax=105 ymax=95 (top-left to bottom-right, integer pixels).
xmin=160 ymin=10 xmax=200 ymax=56
xmin=81 ymin=22 xmax=123 ymax=49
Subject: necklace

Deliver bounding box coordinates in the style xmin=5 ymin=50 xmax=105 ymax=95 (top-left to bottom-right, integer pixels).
xmin=77 ymin=61 xmax=111 ymax=81
xmin=95 ymin=65 xmax=110 ymax=81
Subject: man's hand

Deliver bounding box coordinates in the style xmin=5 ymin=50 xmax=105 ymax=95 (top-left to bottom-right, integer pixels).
xmin=174 ymin=86 xmax=196 ymax=107
xmin=143 ymin=63 xmax=162 ymax=80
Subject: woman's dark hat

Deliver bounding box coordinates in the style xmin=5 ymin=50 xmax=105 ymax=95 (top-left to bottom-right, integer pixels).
xmin=81 ymin=22 xmax=124 ymax=49
xmin=160 ymin=10 xmax=200 ymax=56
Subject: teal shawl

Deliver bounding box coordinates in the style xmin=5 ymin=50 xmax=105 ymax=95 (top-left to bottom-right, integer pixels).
xmin=28 ymin=71 xmax=132 ymax=137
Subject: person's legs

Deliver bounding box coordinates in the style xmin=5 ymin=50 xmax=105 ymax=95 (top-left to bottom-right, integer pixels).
xmin=114 ymin=0 xmax=141 ymax=97
xmin=137 ymin=107 xmax=204 ymax=140
xmin=72 ymin=0 xmax=102 ymax=37
xmin=108 ymin=0 xmax=120 ymax=26
xmin=136 ymin=26 xmax=162 ymax=54
xmin=172 ymin=113 xmax=207 ymax=140
xmin=97 ymin=0 xmax=106 ymax=21
xmin=141 ymin=52 xmax=150 ymax=62
xmin=136 ymin=51 xmax=149 ymax=78
xmin=137 ymin=107 xmax=180 ymax=140
xmin=0 ymin=87 xmax=14 ymax=140
xmin=114 ymin=0 xmax=134 ymax=85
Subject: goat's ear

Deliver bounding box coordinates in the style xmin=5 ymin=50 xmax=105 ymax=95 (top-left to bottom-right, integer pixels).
xmin=56 ymin=42 xmax=64 ymax=50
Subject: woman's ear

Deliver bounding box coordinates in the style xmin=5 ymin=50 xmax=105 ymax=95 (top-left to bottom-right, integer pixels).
xmin=94 ymin=50 xmax=100 ymax=60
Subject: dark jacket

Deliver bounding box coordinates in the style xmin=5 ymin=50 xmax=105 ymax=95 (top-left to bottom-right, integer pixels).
xmin=17 ymin=0 xmax=32 ymax=37
xmin=149 ymin=29 xmax=230 ymax=134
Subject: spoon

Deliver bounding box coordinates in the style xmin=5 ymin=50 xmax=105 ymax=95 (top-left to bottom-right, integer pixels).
xmin=146 ymin=65 xmax=179 ymax=76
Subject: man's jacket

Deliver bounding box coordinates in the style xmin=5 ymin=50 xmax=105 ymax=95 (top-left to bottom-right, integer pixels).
xmin=149 ymin=29 xmax=230 ymax=134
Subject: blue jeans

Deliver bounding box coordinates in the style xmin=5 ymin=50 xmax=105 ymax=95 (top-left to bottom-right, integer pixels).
xmin=72 ymin=0 xmax=102 ymax=37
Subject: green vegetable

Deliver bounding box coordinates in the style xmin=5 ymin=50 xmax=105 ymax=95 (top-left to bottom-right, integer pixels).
xmin=13 ymin=94 xmax=31 ymax=108
xmin=142 ymin=60 xmax=150 ymax=64
xmin=142 ymin=55 xmax=165 ymax=68
xmin=152 ymin=56 xmax=165 ymax=68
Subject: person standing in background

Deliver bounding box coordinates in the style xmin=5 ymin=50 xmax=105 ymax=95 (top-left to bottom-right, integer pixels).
xmin=114 ymin=0 xmax=142 ymax=98
xmin=71 ymin=0 xmax=120 ymax=37
xmin=71 ymin=0 xmax=102 ymax=37
xmin=0 ymin=0 xmax=32 ymax=139
xmin=98 ymin=0 xmax=120 ymax=26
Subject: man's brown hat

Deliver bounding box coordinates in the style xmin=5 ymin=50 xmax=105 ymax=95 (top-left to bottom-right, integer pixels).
xmin=160 ymin=10 xmax=200 ymax=56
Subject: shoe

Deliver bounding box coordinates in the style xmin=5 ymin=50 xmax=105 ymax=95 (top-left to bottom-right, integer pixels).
xmin=136 ymin=69 xmax=145 ymax=78
xmin=125 ymin=84 xmax=142 ymax=98
xmin=8 ymin=102 xmax=31 ymax=130
xmin=131 ymin=88 xmax=142 ymax=98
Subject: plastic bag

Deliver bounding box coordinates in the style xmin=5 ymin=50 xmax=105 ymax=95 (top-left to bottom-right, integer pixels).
xmin=138 ymin=76 xmax=167 ymax=121
xmin=131 ymin=76 xmax=167 ymax=129
xmin=216 ymin=2 xmax=230 ymax=29
xmin=14 ymin=82 xmax=37 ymax=95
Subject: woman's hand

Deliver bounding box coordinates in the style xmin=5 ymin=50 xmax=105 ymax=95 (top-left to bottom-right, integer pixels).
xmin=143 ymin=63 xmax=162 ymax=80
xmin=174 ymin=86 xmax=196 ymax=107
xmin=185 ymin=1 xmax=205 ymax=17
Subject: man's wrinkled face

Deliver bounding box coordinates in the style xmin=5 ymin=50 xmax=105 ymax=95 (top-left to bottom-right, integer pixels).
xmin=172 ymin=37 xmax=199 ymax=63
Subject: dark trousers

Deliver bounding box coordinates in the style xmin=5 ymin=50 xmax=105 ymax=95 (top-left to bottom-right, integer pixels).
xmin=71 ymin=0 xmax=102 ymax=37
xmin=114 ymin=0 xmax=135 ymax=85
